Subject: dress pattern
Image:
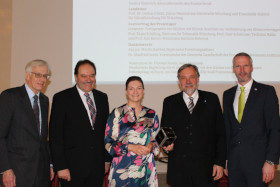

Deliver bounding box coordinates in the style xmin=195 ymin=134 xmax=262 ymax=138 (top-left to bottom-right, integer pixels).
xmin=105 ymin=104 xmax=160 ymax=187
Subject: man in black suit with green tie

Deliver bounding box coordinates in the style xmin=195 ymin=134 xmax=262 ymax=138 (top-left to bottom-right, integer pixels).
xmin=223 ymin=52 xmax=280 ymax=187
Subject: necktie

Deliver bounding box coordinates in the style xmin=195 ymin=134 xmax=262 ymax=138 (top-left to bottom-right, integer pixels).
xmin=33 ymin=95 xmax=40 ymax=135
xmin=238 ymin=87 xmax=245 ymax=123
xmin=188 ymin=97 xmax=194 ymax=114
xmin=84 ymin=92 xmax=96 ymax=129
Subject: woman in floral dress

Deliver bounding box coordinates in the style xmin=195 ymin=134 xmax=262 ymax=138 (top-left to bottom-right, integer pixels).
xmin=105 ymin=76 xmax=160 ymax=187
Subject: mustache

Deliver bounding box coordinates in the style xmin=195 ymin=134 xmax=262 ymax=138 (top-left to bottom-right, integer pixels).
xmin=238 ymin=72 xmax=247 ymax=76
xmin=84 ymin=82 xmax=94 ymax=84
xmin=183 ymin=83 xmax=194 ymax=87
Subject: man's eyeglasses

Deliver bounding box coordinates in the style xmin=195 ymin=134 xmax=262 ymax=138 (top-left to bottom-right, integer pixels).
xmin=31 ymin=72 xmax=50 ymax=79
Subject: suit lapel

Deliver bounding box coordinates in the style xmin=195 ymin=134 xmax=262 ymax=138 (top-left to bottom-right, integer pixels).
xmin=91 ymin=89 xmax=101 ymax=126
xmin=72 ymin=86 xmax=92 ymax=128
xmin=191 ymin=91 xmax=206 ymax=121
xmin=19 ymin=85 xmax=40 ymax=138
xmin=39 ymin=94 xmax=47 ymax=139
xmin=178 ymin=92 xmax=191 ymax=114
xmin=227 ymin=86 xmax=239 ymax=123
xmin=173 ymin=93 xmax=191 ymax=126
xmin=241 ymin=81 xmax=258 ymax=124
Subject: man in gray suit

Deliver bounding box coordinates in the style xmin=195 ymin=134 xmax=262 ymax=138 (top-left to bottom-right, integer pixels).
xmin=0 ymin=60 xmax=54 ymax=187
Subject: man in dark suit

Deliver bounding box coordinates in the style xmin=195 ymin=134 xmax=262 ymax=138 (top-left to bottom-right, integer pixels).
xmin=161 ymin=64 xmax=227 ymax=187
xmin=223 ymin=52 xmax=280 ymax=187
xmin=49 ymin=60 xmax=111 ymax=187
xmin=0 ymin=60 xmax=54 ymax=187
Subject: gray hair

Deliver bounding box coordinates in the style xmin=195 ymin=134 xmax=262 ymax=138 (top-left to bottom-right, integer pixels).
xmin=232 ymin=52 xmax=253 ymax=67
xmin=25 ymin=59 xmax=50 ymax=73
xmin=177 ymin=63 xmax=200 ymax=79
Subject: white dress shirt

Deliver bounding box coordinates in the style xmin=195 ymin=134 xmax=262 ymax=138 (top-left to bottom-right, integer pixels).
xmin=25 ymin=83 xmax=42 ymax=134
xmin=183 ymin=89 xmax=199 ymax=109
xmin=233 ymin=78 xmax=253 ymax=119
xmin=76 ymin=86 xmax=97 ymax=125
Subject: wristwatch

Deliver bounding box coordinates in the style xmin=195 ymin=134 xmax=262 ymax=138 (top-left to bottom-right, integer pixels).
xmin=265 ymin=160 xmax=274 ymax=165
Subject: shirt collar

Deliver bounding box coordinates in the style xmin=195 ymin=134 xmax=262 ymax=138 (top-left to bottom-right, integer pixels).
xmin=183 ymin=89 xmax=199 ymax=100
xmin=25 ymin=83 xmax=40 ymax=100
xmin=237 ymin=78 xmax=253 ymax=91
xmin=76 ymin=85 xmax=93 ymax=97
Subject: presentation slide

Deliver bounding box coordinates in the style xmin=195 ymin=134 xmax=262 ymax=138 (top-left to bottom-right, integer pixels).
xmin=73 ymin=0 xmax=280 ymax=83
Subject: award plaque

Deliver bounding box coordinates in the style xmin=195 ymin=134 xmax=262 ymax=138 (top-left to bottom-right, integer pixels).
xmin=156 ymin=127 xmax=177 ymax=147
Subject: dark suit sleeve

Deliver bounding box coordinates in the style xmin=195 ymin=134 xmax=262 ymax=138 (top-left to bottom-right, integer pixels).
xmin=49 ymin=94 xmax=68 ymax=171
xmin=103 ymin=94 xmax=112 ymax=163
xmin=264 ymin=87 xmax=280 ymax=164
xmin=213 ymin=95 xmax=227 ymax=167
xmin=222 ymin=91 xmax=230 ymax=161
xmin=0 ymin=91 xmax=13 ymax=172
xmin=161 ymin=98 xmax=172 ymax=128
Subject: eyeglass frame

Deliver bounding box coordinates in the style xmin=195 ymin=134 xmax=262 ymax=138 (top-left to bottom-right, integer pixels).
xmin=30 ymin=72 xmax=51 ymax=79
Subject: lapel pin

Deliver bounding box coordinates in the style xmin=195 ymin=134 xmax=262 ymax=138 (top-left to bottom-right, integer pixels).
xmin=204 ymin=100 xmax=207 ymax=103
xmin=254 ymin=88 xmax=258 ymax=91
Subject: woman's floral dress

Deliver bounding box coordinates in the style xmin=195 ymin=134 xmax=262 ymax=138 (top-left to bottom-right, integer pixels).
xmin=105 ymin=104 xmax=160 ymax=187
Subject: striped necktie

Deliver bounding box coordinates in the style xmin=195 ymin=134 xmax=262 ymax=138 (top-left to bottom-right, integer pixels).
xmin=84 ymin=92 xmax=96 ymax=129
xmin=188 ymin=97 xmax=194 ymax=114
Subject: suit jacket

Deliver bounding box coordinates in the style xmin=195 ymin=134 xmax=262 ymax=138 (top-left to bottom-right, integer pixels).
xmin=0 ymin=85 xmax=50 ymax=186
xmin=161 ymin=90 xmax=226 ymax=185
xmin=49 ymin=86 xmax=110 ymax=181
xmin=223 ymin=81 xmax=280 ymax=171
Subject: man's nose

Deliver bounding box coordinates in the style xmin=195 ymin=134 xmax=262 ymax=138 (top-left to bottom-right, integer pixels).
xmin=86 ymin=76 xmax=92 ymax=81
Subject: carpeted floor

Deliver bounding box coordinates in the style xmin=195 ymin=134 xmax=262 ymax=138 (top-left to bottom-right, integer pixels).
xmin=157 ymin=171 xmax=280 ymax=187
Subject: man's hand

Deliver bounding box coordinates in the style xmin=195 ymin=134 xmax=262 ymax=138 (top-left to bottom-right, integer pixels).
xmin=2 ymin=169 xmax=16 ymax=187
xmin=50 ymin=166 xmax=55 ymax=181
xmin=212 ymin=165 xmax=224 ymax=181
xmin=128 ymin=144 xmax=151 ymax=156
xmin=224 ymin=160 xmax=228 ymax=176
xmin=162 ymin=143 xmax=174 ymax=152
xmin=105 ymin=163 xmax=111 ymax=174
xmin=262 ymin=162 xmax=275 ymax=183
xmin=57 ymin=169 xmax=71 ymax=181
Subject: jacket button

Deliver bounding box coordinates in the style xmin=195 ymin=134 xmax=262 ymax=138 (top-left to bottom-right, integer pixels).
xmin=189 ymin=132 xmax=192 ymax=136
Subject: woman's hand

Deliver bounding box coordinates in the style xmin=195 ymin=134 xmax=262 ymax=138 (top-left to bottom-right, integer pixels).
xmin=146 ymin=142 xmax=154 ymax=152
xmin=128 ymin=144 xmax=151 ymax=156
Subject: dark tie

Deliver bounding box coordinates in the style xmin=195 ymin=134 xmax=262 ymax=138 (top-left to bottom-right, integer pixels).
xmin=84 ymin=92 xmax=96 ymax=129
xmin=188 ymin=97 xmax=194 ymax=114
xmin=33 ymin=95 xmax=40 ymax=135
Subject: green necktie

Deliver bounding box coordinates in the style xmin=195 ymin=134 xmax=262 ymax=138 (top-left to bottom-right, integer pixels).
xmin=238 ymin=87 xmax=245 ymax=123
